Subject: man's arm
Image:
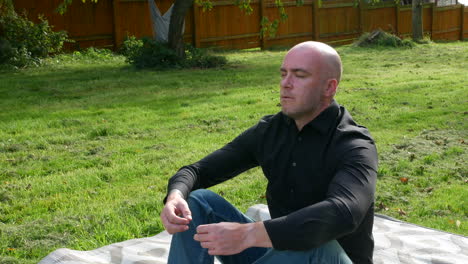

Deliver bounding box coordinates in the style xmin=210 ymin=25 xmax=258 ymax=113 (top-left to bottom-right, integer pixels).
xmin=264 ymin=141 xmax=378 ymax=250
xmin=161 ymin=189 xmax=273 ymax=254
xmin=161 ymin=121 xmax=263 ymax=234
xmin=194 ymin=221 xmax=272 ymax=255
xmin=164 ymin=123 xmax=261 ymax=202
xmin=160 ymin=189 xmax=192 ymax=234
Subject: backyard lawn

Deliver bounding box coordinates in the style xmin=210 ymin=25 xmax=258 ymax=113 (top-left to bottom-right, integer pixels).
xmin=0 ymin=41 xmax=467 ymax=263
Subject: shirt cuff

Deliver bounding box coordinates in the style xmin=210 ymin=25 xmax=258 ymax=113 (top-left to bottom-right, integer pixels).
xmin=263 ymin=215 xmax=290 ymax=250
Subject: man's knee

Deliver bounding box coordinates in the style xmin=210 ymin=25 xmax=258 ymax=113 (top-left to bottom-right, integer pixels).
xmin=188 ymin=189 xmax=213 ymax=199
xmin=315 ymin=240 xmax=352 ymax=263
xmin=187 ymin=189 xmax=219 ymax=211
xmin=188 ymin=189 xmax=214 ymax=204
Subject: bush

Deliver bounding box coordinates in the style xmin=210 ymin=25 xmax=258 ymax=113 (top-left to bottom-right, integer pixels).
xmin=185 ymin=45 xmax=227 ymax=68
xmin=121 ymin=36 xmax=227 ymax=69
xmin=124 ymin=37 xmax=181 ymax=69
xmin=119 ymin=35 xmax=143 ymax=59
xmin=354 ymin=30 xmax=415 ymax=48
xmin=0 ymin=11 xmax=70 ymax=67
xmin=0 ymin=37 xmax=14 ymax=63
xmin=75 ymin=47 xmax=115 ymax=61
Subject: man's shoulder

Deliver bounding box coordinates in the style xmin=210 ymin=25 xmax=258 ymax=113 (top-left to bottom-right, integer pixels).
xmin=333 ymin=106 xmax=376 ymax=152
xmin=325 ymin=106 xmax=378 ymax=168
xmin=242 ymin=112 xmax=285 ymax=138
xmin=258 ymin=112 xmax=283 ymax=125
xmin=336 ymin=106 xmax=373 ymax=138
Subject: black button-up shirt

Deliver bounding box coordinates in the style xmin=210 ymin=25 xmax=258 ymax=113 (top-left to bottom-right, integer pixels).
xmin=167 ymin=100 xmax=378 ymax=263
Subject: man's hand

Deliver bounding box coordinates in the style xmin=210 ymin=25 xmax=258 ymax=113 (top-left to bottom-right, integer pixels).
xmin=194 ymin=221 xmax=272 ymax=256
xmin=160 ymin=190 xmax=192 ymax=234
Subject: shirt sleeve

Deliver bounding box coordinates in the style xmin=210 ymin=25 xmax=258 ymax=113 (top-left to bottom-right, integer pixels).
xmin=165 ymin=123 xmax=260 ymax=201
xmin=263 ymin=139 xmax=378 ymax=250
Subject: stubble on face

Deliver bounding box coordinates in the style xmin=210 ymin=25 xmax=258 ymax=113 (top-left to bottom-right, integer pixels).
xmin=279 ymin=47 xmax=327 ymax=125
xmin=279 ymin=42 xmax=341 ymax=130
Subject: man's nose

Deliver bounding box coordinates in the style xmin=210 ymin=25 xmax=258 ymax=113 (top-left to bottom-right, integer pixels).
xmin=281 ymin=74 xmax=292 ymax=89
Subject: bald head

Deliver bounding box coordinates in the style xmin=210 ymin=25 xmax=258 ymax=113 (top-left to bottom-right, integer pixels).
xmin=280 ymin=41 xmax=343 ymax=129
xmin=288 ymin=41 xmax=343 ymax=84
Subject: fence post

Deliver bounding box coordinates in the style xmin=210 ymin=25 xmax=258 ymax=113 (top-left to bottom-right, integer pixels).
xmin=312 ymin=0 xmax=320 ymax=41
xmin=431 ymin=1 xmax=437 ymax=39
xmin=192 ymin=3 xmax=200 ymax=48
xmin=461 ymin=4 xmax=465 ymax=40
xmin=112 ymin=0 xmax=119 ymax=50
xmin=259 ymin=0 xmax=266 ymax=49
xmin=395 ymin=3 xmax=400 ymax=36
xmin=359 ymin=1 xmax=365 ymax=35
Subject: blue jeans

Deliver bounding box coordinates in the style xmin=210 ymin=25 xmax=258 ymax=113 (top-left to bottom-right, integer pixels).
xmin=168 ymin=189 xmax=352 ymax=264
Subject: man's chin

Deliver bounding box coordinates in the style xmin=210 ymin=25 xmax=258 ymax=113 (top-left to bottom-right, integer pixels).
xmin=281 ymin=109 xmax=296 ymax=119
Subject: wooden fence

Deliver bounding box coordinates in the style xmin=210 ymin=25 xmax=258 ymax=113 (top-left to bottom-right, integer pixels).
xmin=12 ymin=0 xmax=468 ymax=50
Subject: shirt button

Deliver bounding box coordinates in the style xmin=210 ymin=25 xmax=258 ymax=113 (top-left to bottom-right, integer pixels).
xmin=292 ymin=162 xmax=296 ymax=167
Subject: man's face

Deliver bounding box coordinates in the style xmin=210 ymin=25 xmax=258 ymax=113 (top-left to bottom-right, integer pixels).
xmin=280 ymin=47 xmax=327 ymax=122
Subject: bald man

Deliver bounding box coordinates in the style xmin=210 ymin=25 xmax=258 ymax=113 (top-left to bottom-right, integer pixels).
xmin=161 ymin=41 xmax=378 ymax=264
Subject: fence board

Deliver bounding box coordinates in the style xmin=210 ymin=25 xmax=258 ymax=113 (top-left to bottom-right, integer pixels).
xmin=432 ymin=4 xmax=462 ymax=40
xmin=10 ymin=0 xmax=468 ymax=51
xmin=398 ymin=4 xmax=433 ymax=38
xmin=464 ymin=7 xmax=468 ymax=40
xmin=264 ymin=3 xmax=314 ymax=48
xmin=319 ymin=4 xmax=360 ymax=44
xmin=422 ymin=5 xmax=434 ymax=35
xmin=14 ymin=0 xmax=115 ymax=49
xmin=113 ymin=0 xmax=193 ymax=49
xmin=196 ymin=2 xmax=260 ymax=49
xmin=113 ymin=0 xmax=151 ymax=47
xmin=362 ymin=6 xmax=397 ymax=33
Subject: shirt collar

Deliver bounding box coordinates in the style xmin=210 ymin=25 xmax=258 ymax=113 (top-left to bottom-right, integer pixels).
xmin=281 ymin=100 xmax=340 ymax=135
xmin=306 ymin=100 xmax=340 ymax=135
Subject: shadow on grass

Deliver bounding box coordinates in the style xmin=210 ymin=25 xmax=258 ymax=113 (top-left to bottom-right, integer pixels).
xmin=0 ymin=61 xmax=269 ymax=122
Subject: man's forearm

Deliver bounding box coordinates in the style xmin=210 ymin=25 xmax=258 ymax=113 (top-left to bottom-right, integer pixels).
xmin=195 ymin=221 xmax=272 ymax=256
xmin=246 ymin=221 xmax=273 ymax=248
xmin=167 ymin=189 xmax=184 ymax=200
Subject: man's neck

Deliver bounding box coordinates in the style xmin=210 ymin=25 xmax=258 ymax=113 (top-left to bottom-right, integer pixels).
xmin=294 ymin=101 xmax=331 ymax=131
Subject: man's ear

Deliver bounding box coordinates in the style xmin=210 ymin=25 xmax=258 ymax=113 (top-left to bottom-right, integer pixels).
xmin=325 ymin=79 xmax=338 ymax=98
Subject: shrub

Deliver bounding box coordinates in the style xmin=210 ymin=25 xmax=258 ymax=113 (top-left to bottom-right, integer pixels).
xmin=354 ymin=30 xmax=415 ymax=48
xmin=121 ymin=36 xmax=227 ymax=69
xmin=119 ymin=35 xmax=143 ymax=59
xmin=0 ymin=10 xmax=70 ymax=67
xmin=76 ymin=47 xmax=115 ymax=61
xmin=46 ymin=47 xmax=123 ymax=66
xmin=0 ymin=37 xmax=14 ymax=64
xmin=185 ymin=45 xmax=227 ymax=68
xmin=125 ymin=37 xmax=181 ymax=69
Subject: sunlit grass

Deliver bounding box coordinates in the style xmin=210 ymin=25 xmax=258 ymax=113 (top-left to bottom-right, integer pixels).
xmin=0 ymin=42 xmax=467 ymax=263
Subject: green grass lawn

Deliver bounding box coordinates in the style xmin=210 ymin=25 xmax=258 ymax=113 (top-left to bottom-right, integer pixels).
xmin=0 ymin=42 xmax=467 ymax=263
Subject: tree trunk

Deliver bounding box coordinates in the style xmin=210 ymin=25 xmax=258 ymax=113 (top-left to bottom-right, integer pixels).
xmin=412 ymin=0 xmax=423 ymax=41
xmin=168 ymin=0 xmax=194 ymax=58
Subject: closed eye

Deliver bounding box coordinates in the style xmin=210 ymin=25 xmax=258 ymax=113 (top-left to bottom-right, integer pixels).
xmin=280 ymin=70 xmax=287 ymax=78
xmin=295 ymin=73 xmax=307 ymax=78
xmin=280 ymin=68 xmax=310 ymax=78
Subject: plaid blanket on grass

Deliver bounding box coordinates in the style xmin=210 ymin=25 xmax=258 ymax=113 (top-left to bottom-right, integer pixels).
xmin=39 ymin=204 xmax=468 ymax=264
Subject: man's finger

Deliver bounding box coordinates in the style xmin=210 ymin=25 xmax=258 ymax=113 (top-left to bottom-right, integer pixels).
xmin=182 ymin=210 xmax=192 ymax=221
xmin=200 ymin=241 xmax=215 ymax=249
xmin=165 ymin=208 xmax=191 ymax=225
xmin=170 ymin=215 xmax=190 ymax=225
xmin=162 ymin=213 xmax=189 ymax=234
xmin=175 ymin=201 xmax=192 ymax=221
xmin=167 ymin=224 xmax=189 ymax=234
xmin=193 ymin=233 xmax=212 ymax=242
xmin=196 ymin=224 xmax=212 ymax=234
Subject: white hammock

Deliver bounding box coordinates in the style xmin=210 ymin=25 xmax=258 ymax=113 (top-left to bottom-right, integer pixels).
xmin=147 ymin=0 xmax=185 ymax=43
